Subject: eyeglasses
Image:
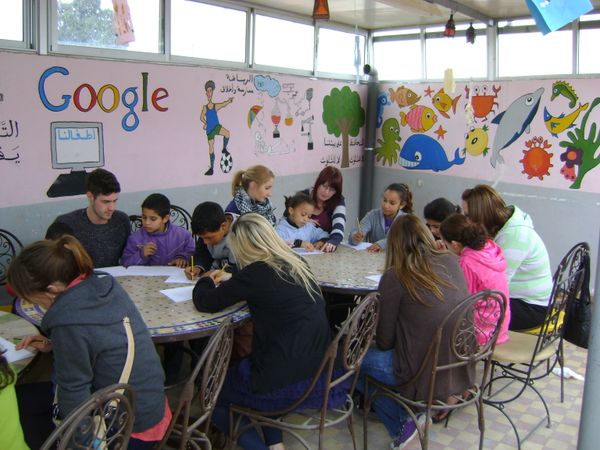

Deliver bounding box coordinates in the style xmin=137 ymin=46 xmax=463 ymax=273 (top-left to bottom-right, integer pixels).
xmin=321 ymin=184 xmax=336 ymax=193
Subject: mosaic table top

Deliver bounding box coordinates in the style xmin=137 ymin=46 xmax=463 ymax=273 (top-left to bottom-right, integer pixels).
xmin=16 ymin=275 xmax=250 ymax=343
xmin=0 ymin=310 xmax=39 ymax=374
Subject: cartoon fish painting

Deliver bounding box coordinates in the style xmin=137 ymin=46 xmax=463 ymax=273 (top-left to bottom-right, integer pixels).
xmin=399 ymin=134 xmax=465 ymax=172
xmin=389 ymin=86 xmax=421 ymax=108
xmin=490 ymin=88 xmax=544 ymax=168
xmin=551 ymin=81 xmax=578 ymax=109
xmin=544 ymin=103 xmax=589 ymax=137
xmin=432 ymin=88 xmax=461 ymax=119
xmin=400 ymin=105 xmax=438 ymax=133
xmin=376 ymin=92 xmax=391 ymax=128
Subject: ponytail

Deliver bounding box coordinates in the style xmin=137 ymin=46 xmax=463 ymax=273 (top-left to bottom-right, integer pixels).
xmin=231 ymin=165 xmax=275 ymax=196
xmin=7 ymin=236 xmax=93 ymax=299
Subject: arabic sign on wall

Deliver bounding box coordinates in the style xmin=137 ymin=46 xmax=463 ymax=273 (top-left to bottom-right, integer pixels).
xmin=0 ymin=52 xmax=366 ymax=208
xmin=377 ymin=79 xmax=600 ymax=193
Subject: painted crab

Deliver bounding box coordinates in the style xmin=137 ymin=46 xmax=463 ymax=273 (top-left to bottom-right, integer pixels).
xmin=520 ymin=136 xmax=553 ymax=180
xmin=464 ymin=85 xmax=501 ymax=122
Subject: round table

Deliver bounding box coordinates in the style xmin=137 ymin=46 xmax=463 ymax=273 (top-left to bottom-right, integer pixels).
xmin=304 ymin=245 xmax=385 ymax=295
xmin=15 ymin=275 xmax=250 ymax=344
xmin=0 ymin=310 xmax=39 ymax=374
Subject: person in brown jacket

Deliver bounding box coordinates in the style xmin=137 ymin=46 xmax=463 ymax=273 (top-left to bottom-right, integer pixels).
xmin=356 ymin=215 xmax=472 ymax=450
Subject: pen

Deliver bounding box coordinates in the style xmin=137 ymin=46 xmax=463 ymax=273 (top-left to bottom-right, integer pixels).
xmin=356 ymin=217 xmax=362 ymax=234
xmin=218 ymin=263 xmax=229 ymax=276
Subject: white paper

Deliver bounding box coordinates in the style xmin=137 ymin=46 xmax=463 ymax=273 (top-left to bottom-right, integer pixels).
xmin=165 ymin=270 xmax=196 ymax=284
xmin=293 ymin=248 xmax=324 ymax=256
xmin=126 ymin=266 xmax=182 ymax=277
xmin=99 ymin=266 xmax=129 ymax=277
xmin=366 ymin=274 xmax=382 ymax=283
xmin=160 ymin=286 xmax=194 ymax=303
xmin=0 ymin=336 xmax=35 ymax=363
xmin=340 ymin=241 xmax=372 ymax=251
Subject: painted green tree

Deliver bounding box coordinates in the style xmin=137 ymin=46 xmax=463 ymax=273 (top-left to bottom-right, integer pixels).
xmin=57 ymin=0 xmax=114 ymax=47
xmin=322 ymin=86 xmax=365 ymax=168
xmin=559 ymin=97 xmax=600 ymax=189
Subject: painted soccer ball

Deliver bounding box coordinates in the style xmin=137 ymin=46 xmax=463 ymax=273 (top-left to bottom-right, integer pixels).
xmin=220 ymin=151 xmax=233 ymax=173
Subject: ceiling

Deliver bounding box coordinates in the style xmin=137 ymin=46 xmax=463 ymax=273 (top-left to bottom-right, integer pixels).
xmin=243 ymin=0 xmax=600 ymax=30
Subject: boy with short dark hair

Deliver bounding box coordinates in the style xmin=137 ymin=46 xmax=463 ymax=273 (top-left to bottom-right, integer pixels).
xmin=121 ymin=193 xmax=195 ymax=267
xmin=185 ymin=201 xmax=237 ymax=279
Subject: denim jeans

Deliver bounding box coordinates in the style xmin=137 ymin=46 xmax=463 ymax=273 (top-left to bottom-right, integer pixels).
xmin=355 ymin=348 xmax=408 ymax=439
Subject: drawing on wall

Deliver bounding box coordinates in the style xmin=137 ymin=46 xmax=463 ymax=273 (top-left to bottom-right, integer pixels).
xmin=247 ymin=105 xmax=262 ymax=128
xmin=489 ymin=88 xmax=544 ymax=168
xmin=520 ymin=136 xmax=554 ymax=180
xmin=322 ymin=86 xmax=365 ymax=168
xmin=464 ymin=84 xmax=501 ymax=122
xmin=551 ymin=80 xmax=579 ymax=108
xmin=431 ymin=88 xmax=461 ymax=119
xmin=464 ymin=125 xmax=490 ymax=157
xmin=46 ymin=121 xmax=104 ymax=198
xmin=389 ymin=86 xmax=420 ymax=108
xmin=399 ymin=134 xmax=465 ymax=172
xmin=434 ymin=125 xmax=447 ymax=140
xmin=558 ymin=97 xmax=600 ymax=189
xmin=300 ymin=115 xmax=314 ymax=150
xmin=544 ymin=103 xmax=588 ymax=137
xmin=400 ymin=104 xmax=438 ymax=133
xmin=200 ymin=80 xmax=234 ymax=176
xmin=0 ymin=119 xmax=20 ymax=163
xmin=374 ymin=117 xmax=401 ymax=166
xmin=376 ymin=91 xmax=391 ymax=128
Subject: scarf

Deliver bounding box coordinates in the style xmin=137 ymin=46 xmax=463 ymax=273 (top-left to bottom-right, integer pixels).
xmin=233 ymin=187 xmax=276 ymax=225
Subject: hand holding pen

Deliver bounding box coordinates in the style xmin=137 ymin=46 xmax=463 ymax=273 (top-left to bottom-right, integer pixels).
xmin=209 ymin=263 xmax=231 ymax=286
xmin=15 ymin=334 xmax=53 ymax=353
xmin=184 ymin=255 xmax=202 ymax=280
xmin=353 ymin=217 xmax=365 ymax=243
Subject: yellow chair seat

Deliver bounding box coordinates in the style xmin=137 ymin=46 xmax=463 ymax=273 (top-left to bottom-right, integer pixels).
xmin=492 ymin=331 xmax=557 ymax=364
xmin=519 ymin=311 xmax=565 ymax=336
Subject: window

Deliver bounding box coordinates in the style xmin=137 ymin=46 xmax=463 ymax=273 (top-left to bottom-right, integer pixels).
xmin=317 ymin=27 xmax=365 ymax=76
xmin=254 ymin=14 xmax=314 ymax=71
xmin=54 ymin=0 xmax=162 ymax=54
xmin=171 ymin=0 xmax=247 ymax=63
xmin=0 ymin=0 xmax=23 ymax=42
xmin=498 ymin=27 xmax=572 ymax=77
xmin=373 ymin=38 xmax=422 ymax=81
xmin=425 ymin=27 xmax=487 ymax=79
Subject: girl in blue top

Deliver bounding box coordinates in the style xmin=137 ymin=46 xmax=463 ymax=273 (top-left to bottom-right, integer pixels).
xmin=275 ymin=192 xmax=329 ymax=251
xmin=349 ymin=183 xmax=413 ymax=252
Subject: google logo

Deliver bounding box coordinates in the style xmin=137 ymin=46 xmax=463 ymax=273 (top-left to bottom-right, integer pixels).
xmin=38 ymin=66 xmax=169 ymax=132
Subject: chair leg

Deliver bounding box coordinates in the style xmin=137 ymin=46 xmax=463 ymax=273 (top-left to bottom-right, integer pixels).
xmin=346 ymin=412 xmax=357 ymax=450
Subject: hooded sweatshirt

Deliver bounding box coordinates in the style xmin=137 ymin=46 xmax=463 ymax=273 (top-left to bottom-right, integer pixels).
xmin=494 ymin=206 xmax=553 ymax=307
xmin=460 ymin=240 xmax=511 ymax=345
xmin=41 ymin=273 xmax=165 ymax=432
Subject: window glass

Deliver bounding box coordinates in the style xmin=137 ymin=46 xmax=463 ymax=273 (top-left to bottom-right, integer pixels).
xmin=0 ymin=0 xmax=23 ymax=41
xmin=498 ymin=29 xmax=572 ymax=77
xmin=56 ymin=0 xmax=161 ymax=53
xmin=425 ymin=34 xmax=487 ymax=79
xmin=579 ymin=28 xmax=600 ymax=74
xmin=171 ymin=0 xmax=246 ymax=63
xmin=373 ymin=39 xmax=422 ymax=80
xmin=317 ymin=28 xmax=365 ymax=75
xmin=254 ymin=14 xmax=314 ymax=71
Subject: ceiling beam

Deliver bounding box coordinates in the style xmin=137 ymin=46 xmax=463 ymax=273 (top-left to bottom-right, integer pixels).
xmin=424 ymin=0 xmax=494 ymax=25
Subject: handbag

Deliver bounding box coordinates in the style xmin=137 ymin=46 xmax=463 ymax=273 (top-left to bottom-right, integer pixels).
xmin=53 ymin=317 xmax=136 ymax=448
xmin=562 ymin=252 xmax=592 ymax=349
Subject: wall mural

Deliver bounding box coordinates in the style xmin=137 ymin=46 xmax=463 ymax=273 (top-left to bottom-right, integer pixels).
xmin=0 ymin=52 xmax=366 ymax=208
xmin=377 ymin=78 xmax=600 ymax=192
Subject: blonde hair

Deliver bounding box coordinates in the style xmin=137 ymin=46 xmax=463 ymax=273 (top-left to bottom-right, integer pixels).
xmin=385 ymin=215 xmax=454 ymax=305
xmin=228 ymin=213 xmax=321 ymax=300
xmin=231 ymin=165 xmax=275 ymax=196
xmin=7 ymin=235 xmax=93 ymax=299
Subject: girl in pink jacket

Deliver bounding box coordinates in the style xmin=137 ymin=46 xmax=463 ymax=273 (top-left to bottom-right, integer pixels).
xmin=440 ymin=214 xmax=510 ymax=345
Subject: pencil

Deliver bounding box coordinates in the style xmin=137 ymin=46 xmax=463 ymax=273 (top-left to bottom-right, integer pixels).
xmin=218 ymin=263 xmax=229 ymax=276
xmin=356 ymin=217 xmax=362 ymax=234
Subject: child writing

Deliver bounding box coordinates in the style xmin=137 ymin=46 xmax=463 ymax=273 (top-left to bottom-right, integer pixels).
xmin=349 ymin=183 xmax=413 ymax=252
xmin=440 ymin=213 xmax=510 ymax=345
xmin=185 ymin=201 xmax=238 ymax=280
xmin=121 ymin=193 xmax=195 ymax=267
xmin=275 ymin=192 xmax=329 ymax=251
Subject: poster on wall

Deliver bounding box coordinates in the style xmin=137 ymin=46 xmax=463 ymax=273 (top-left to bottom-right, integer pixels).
xmin=376 ymin=79 xmax=600 ymax=193
xmin=0 ymin=52 xmax=366 ymax=208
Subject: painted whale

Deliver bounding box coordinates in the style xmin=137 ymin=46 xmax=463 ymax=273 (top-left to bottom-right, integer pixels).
xmin=399 ymin=134 xmax=465 ymax=172
xmin=490 ymin=87 xmax=544 ymax=168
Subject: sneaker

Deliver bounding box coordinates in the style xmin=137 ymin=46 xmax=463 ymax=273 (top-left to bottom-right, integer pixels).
xmin=390 ymin=415 xmax=426 ymax=450
xmin=204 ymin=167 xmax=214 ymax=176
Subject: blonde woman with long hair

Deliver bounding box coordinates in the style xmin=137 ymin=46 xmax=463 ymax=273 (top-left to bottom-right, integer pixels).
xmin=225 ymin=165 xmax=277 ymax=225
xmin=355 ymin=215 xmax=472 ymax=449
xmin=192 ymin=213 xmax=336 ymax=450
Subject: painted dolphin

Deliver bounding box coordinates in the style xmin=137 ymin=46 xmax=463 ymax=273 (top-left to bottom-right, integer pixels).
xmin=490 ymin=87 xmax=544 ymax=167
xmin=399 ymin=134 xmax=465 ymax=172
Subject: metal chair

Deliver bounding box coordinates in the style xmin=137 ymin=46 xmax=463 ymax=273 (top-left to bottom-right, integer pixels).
xmin=129 ymin=215 xmax=142 ymax=233
xmin=229 ymin=292 xmax=379 ymax=450
xmin=157 ymin=319 xmax=234 ymax=450
xmin=170 ymin=205 xmax=192 ymax=231
xmin=484 ymin=242 xmax=589 ymax=449
xmin=0 ymin=228 xmax=22 ymax=286
xmin=41 ymin=383 xmax=135 ymax=450
xmin=363 ymin=290 xmax=506 ymax=450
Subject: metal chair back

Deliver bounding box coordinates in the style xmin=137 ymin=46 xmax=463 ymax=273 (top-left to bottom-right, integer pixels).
xmin=169 ymin=205 xmax=192 ymax=231
xmin=0 ymin=228 xmax=22 ymax=286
